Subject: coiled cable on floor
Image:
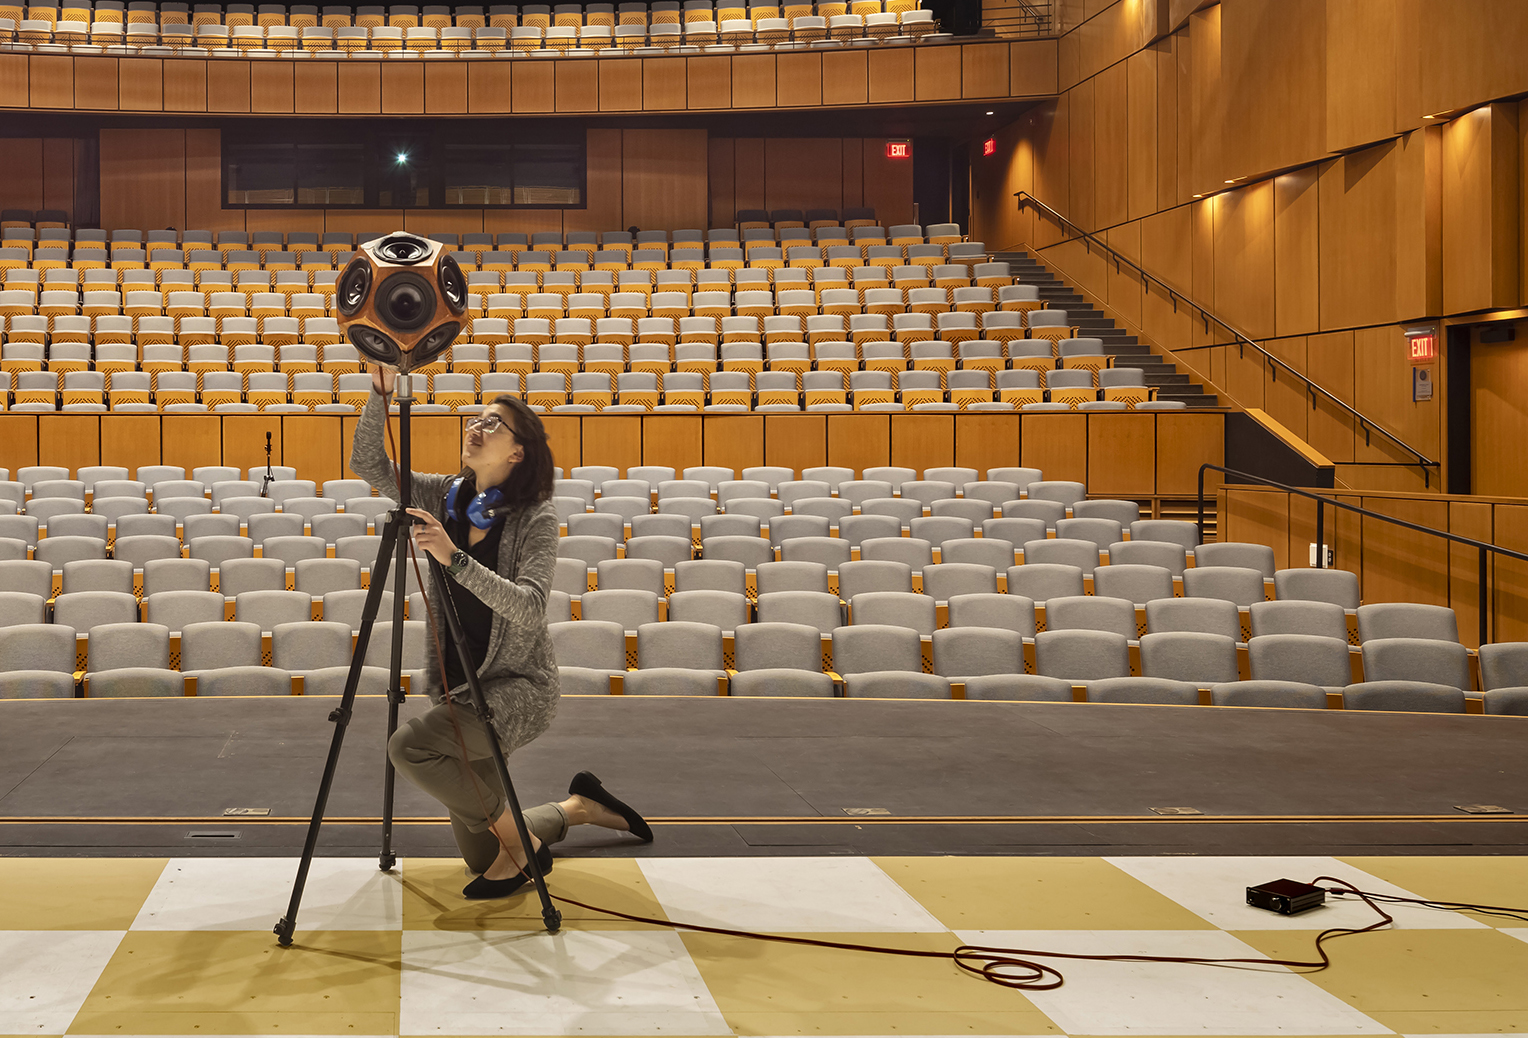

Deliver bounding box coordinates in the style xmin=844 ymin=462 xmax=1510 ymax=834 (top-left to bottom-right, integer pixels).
xmin=383 ymin=419 xmax=1516 ymax=990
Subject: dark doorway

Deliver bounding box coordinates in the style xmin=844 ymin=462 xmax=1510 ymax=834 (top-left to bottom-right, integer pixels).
xmin=1446 ymin=324 xmax=1471 ymax=495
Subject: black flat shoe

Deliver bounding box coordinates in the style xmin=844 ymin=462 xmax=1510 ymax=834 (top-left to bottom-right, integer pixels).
xmin=569 ymin=770 xmax=653 ymax=843
xmin=461 ymin=843 xmax=553 ymax=900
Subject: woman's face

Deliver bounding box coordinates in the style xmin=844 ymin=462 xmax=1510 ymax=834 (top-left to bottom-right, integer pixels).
xmin=462 ymin=403 xmax=523 ymax=474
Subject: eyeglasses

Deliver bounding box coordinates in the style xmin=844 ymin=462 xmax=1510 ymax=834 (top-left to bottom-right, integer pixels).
xmin=465 ymin=413 xmax=513 ymax=436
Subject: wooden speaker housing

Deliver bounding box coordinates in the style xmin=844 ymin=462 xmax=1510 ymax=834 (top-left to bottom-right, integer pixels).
xmin=336 ymin=232 xmax=468 ymax=373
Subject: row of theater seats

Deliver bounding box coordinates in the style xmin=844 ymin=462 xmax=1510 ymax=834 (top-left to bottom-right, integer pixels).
xmin=2 ymin=461 xmax=1521 ymax=712
xmin=1 ymin=0 xmax=926 ymax=26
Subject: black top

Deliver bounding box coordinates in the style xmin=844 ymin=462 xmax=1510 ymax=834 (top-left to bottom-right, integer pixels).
xmin=441 ymin=511 xmax=504 ymax=695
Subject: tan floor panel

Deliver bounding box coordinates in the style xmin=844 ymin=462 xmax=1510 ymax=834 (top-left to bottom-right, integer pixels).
xmin=679 ymin=929 xmax=1062 ymax=1035
xmin=1231 ymin=927 xmax=1528 ymax=1031
xmin=69 ymin=929 xmax=401 ymax=1035
xmin=0 ymin=857 xmax=168 ymax=930
xmin=400 ymin=855 xmax=671 ymax=931
xmin=1338 ymin=854 xmax=1528 ymax=927
xmin=874 ymin=855 xmax=1216 ymax=931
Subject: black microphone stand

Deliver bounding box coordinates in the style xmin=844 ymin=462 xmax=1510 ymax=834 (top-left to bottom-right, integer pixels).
xmin=274 ymin=372 xmax=561 ymax=946
xmin=258 ymin=432 xmax=275 ymax=498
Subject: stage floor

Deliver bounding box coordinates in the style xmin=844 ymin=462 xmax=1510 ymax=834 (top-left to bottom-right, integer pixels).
xmin=3 ymin=696 xmax=1527 ymax=1035
xmin=1 ymin=694 xmax=1525 ymax=858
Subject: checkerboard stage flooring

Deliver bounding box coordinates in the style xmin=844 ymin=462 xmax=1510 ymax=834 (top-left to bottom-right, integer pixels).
xmin=4 ymin=853 xmax=1527 ymax=1036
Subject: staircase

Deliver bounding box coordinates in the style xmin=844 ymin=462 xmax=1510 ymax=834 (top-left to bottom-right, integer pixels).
xmin=993 ymin=250 xmax=1219 ymax=408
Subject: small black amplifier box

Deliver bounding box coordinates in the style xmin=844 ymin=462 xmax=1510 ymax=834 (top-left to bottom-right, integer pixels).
xmin=1246 ymin=879 xmax=1326 ymax=915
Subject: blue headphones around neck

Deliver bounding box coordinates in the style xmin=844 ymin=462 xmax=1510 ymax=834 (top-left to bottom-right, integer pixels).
xmin=446 ymin=477 xmax=507 ymax=530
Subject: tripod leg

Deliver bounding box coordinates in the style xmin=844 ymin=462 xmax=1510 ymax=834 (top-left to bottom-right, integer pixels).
xmin=377 ymin=506 xmax=410 ymax=874
xmin=425 ymin=553 xmax=562 ymax=934
xmin=274 ymin=515 xmax=401 ymax=947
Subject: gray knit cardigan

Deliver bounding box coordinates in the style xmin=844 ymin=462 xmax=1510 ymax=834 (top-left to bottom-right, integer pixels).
xmin=349 ymin=390 xmax=561 ymax=751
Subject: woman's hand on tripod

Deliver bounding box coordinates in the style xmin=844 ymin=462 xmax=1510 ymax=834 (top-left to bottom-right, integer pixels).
xmin=370 ymin=364 xmax=396 ymax=398
xmin=407 ymin=508 xmax=455 ymax=565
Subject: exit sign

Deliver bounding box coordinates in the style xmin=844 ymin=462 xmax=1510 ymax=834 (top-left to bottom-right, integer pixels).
xmin=983 ymin=137 xmax=996 ymax=156
xmin=885 ymin=140 xmax=911 ymax=159
xmin=1405 ymin=329 xmax=1437 ymax=364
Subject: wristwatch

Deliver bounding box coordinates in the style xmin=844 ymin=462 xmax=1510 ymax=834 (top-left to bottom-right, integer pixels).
xmin=447 ymin=548 xmax=470 ymax=578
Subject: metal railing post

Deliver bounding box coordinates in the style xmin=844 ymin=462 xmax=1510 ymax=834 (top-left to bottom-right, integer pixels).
xmin=1480 ymin=546 xmax=1489 ymax=647
xmin=1314 ymin=499 xmax=1324 ymax=569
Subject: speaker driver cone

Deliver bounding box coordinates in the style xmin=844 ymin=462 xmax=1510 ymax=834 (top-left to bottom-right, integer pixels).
xmin=337 ymin=258 xmax=372 ymax=317
xmin=438 ymin=254 xmax=467 ymax=315
xmin=375 ymin=234 xmax=431 ymax=264
xmin=375 ymin=271 xmax=435 ymax=332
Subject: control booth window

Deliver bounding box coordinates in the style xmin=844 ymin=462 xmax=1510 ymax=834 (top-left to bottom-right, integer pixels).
xmin=226 ymin=131 xmax=585 ymax=209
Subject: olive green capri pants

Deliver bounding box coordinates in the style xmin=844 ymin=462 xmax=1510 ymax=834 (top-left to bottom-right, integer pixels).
xmin=387 ymin=699 xmax=568 ymax=875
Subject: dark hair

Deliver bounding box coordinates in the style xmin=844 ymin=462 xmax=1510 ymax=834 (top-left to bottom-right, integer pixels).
xmin=450 ymin=395 xmax=555 ymax=521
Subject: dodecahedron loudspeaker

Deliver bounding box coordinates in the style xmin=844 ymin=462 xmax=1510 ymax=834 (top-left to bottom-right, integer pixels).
xmin=336 ymin=232 xmax=468 ymax=373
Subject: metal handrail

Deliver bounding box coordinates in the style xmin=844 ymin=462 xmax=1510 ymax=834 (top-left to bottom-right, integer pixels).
xmin=1014 ymin=190 xmax=1439 ymax=472
xmin=1197 ymin=464 xmax=1526 ymax=646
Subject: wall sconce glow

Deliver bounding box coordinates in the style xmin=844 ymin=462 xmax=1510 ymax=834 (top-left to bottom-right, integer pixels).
xmin=986 ymin=111 xmax=994 ymax=116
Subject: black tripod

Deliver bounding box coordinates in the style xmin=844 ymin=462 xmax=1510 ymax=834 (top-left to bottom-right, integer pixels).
xmin=274 ymin=373 xmax=561 ymax=945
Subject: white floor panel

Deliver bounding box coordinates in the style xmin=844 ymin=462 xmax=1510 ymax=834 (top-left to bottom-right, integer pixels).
xmin=1106 ymin=855 xmax=1489 ymax=931
xmin=399 ymin=928 xmax=731 ymax=1036
xmin=954 ymin=929 xmax=1391 ymax=1036
xmin=130 ymin=856 xmax=403 ymax=931
xmin=636 ymin=856 xmax=948 ymax=933
xmin=0 ymin=930 xmax=128 ymax=1034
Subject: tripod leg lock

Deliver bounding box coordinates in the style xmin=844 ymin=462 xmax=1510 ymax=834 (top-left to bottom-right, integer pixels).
xmin=387 ymin=684 xmax=407 ymax=706
xmin=328 ymin=706 xmax=352 ymax=725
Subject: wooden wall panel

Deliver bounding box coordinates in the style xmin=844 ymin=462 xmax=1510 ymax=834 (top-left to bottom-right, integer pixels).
xmin=1031 ymin=96 xmax=1068 ymax=247
xmin=826 ymin=414 xmax=889 ymax=475
xmin=1155 ymin=414 xmax=1223 ymax=497
xmin=380 ymin=63 xmax=423 ymax=113
xmin=564 ymin=128 xmax=624 ymax=235
xmin=250 ymin=60 xmax=293 ymax=113
xmin=1010 ymin=39 xmax=1058 ymax=97
xmin=763 ymin=139 xmax=842 ymax=214
xmin=1470 ymin=324 xmax=1528 ymax=497
xmin=1360 ymin=496 xmax=1450 ymax=607
xmin=889 ymin=414 xmax=954 ymax=473
xmin=642 ymin=415 xmax=703 ymax=472
xmin=733 ymin=138 xmax=766 ymax=214
xmin=511 ymin=60 xmax=554 ymax=112
xmin=642 ymin=57 xmax=687 ymax=111
xmin=1305 ymin=329 xmax=1356 ymax=463
xmin=1353 ymin=323 xmax=1440 ymax=465
xmin=1441 ymin=103 xmax=1520 ymax=314
xmin=0 ymin=416 xmax=39 ymax=472
xmin=30 ymin=55 xmax=72 ymax=109
xmin=598 ymin=57 xmax=641 ymax=111
xmin=776 ymin=52 xmax=821 ymax=108
xmin=623 ymin=128 xmax=708 ymax=231
xmin=425 ymin=61 xmax=468 ymax=114
xmin=120 ymin=57 xmax=163 ymax=111
xmin=1068 ymin=74 xmax=1094 ymax=231
xmin=1216 ymin=0 xmax=1325 ymax=184
xmin=1139 ymin=206 xmax=1193 ymax=353
xmin=1272 ymin=168 xmax=1319 ymax=337
xmin=541 ymin=415 xmax=581 ymax=471
xmin=1020 ymin=412 xmax=1087 ymax=484
xmin=161 ymin=415 xmax=222 ymax=473
xmin=731 ymin=54 xmax=775 ymax=108
xmin=294 ymin=62 xmax=337 ymax=114
xmin=702 ymin=415 xmax=764 ymax=473
xmin=954 ymin=413 xmax=1020 ymax=476
xmin=467 ymin=61 xmax=510 ymax=113
xmin=1262 ymin=336 xmax=1310 ymax=442
xmin=555 ymin=59 xmax=597 ymax=112
xmin=1125 ymin=47 xmax=1156 ymax=222
xmin=401 ymin=210 xmax=482 ymax=236
xmin=581 ymin=415 xmax=644 ymax=474
xmin=0 ymin=54 xmax=27 ymax=107
xmin=1086 ymin=414 xmax=1155 ymax=496
xmin=762 ymin=414 xmax=826 ymax=474
xmin=1092 ymin=60 xmax=1127 ymax=230
xmin=42 ymin=137 xmax=74 ymax=217
xmin=1325 ymin=0 xmax=1399 ymax=153
xmin=36 ymin=415 xmax=99 ymax=475
xmin=336 ymin=62 xmax=381 ymax=113
xmin=1418 ymin=0 xmax=1528 ymax=119
xmin=221 ymin=414 xmax=283 ymax=479
xmin=867 ymin=48 xmax=912 ymax=105
xmin=708 ymin=137 xmax=735 ymax=233
xmin=207 ymin=59 xmax=251 ymax=112
xmin=687 ymin=56 xmax=731 ymax=110
xmin=99 ymin=415 xmax=160 ymax=472
xmin=961 ymin=43 xmax=1007 ymax=99
xmin=100 ymin=128 xmax=186 ymax=233
xmin=841 ymin=138 xmax=864 ymax=210
xmin=822 ymin=50 xmax=867 ymax=107
xmin=1154 ymin=35 xmax=1178 ymax=211
xmin=861 ymin=138 xmax=915 ymax=227
xmin=1317 ymin=144 xmax=1399 ymax=330
xmin=162 ymin=58 xmax=206 ymax=112
xmin=1211 ymin=179 xmax=1275 ymax=340
xmin=1187 ymin=5 xmax=1220 ymax=196
xmin=913 ymin=44 xmax=959 ymax=102
xmin=74 ymin=56 xmax=117 ymax=110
